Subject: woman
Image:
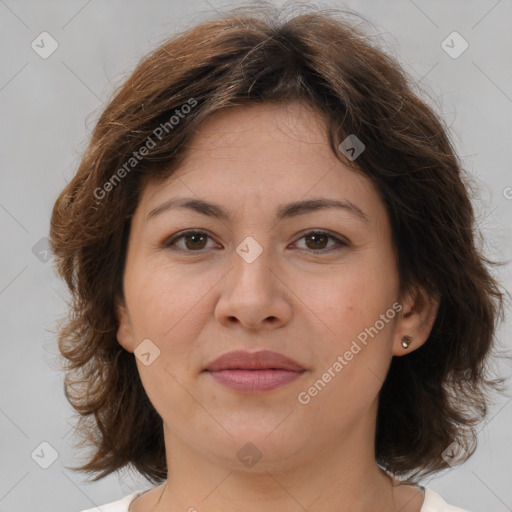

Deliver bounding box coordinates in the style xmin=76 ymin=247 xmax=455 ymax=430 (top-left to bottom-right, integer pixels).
xmin=49 ymin=4 xmax=506 ymax=511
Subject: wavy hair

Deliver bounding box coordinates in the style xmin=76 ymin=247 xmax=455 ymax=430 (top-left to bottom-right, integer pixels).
xmin=49 ymin=2 xmax=507 ymax=484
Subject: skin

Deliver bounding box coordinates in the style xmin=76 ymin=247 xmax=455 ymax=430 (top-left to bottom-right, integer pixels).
xmin=116 ymin=100 xmax=439 ymax=512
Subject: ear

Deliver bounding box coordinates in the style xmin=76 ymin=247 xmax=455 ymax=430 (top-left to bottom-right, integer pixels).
xmin=115 ymin=297 xmax=135 ymax=353
xmin=392 ymin=286 xmax=440 ymax=356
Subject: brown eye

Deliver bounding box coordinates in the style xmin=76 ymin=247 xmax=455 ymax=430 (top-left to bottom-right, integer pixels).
xmin=294 ymin=230 xmax=348 ymax=252
xmin=305 ymin=233 xmax=329 ymax=250
xmin=164 ymin=229 xmax=348 ymax=254
xmin=183 ymin=233 xmax=208 ymax=250
xmin=164 ymin=230 xmax=216 ymax=252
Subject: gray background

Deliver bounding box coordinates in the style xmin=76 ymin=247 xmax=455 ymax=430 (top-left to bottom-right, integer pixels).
xmin=1 ymin=0 xmax=511 ymax=511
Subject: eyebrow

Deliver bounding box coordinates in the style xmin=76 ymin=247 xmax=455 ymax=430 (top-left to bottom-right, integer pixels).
xmin=147 ymin=197 xmax=369 ymax=224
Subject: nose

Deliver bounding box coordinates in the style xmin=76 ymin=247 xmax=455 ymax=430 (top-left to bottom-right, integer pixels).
xmin=214 ymin=242 xmax=293 ymax=331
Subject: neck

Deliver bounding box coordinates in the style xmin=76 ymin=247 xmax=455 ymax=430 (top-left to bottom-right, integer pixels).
xmin=153 ymin=414 xmax=397 ymax=512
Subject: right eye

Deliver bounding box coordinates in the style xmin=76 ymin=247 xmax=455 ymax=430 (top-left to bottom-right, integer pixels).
xmin=162 ymin=230 xmax=219 ymax=252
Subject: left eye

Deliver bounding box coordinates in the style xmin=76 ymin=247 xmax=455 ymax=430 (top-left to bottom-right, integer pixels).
xmin=163 ymin=230 xmax=347 ymax=253
xmin=294 ymin=230 xmax=348 ymax=251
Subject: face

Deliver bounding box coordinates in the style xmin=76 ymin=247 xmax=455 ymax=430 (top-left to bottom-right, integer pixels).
xmin=116 ymin=101 xmax=431 ymax=472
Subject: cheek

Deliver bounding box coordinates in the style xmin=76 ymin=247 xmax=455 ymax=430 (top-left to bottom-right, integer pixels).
xmin=298 ymin=270 xmax=397 ymax=419
xmin=306 ymin=262 xmax=396 ymax=335
xmin=128 ymin=261 xmax=195 ymax=332
xmin=302 ymin=256 xmax=399 ymax=378
xmin=127 ymin=262 xmax=213 ymax=371
xmin=127 ymin=265 xmax=208 ymax=413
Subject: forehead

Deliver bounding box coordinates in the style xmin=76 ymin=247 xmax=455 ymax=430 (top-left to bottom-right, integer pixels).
xmin=138 ymin=101 xmax=385 ymax=225
xmin=192 ymin=100 xmax=331 ymax=150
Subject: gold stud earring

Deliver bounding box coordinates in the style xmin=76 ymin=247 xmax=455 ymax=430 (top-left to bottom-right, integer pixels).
xmin=401 ymin=335 xmax=412 ymax=349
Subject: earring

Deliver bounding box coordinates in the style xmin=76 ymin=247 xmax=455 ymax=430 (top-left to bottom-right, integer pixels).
xmin=401 ymin=335 xmax=412 ymax=349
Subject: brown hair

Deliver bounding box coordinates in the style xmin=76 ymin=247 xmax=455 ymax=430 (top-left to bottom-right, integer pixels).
xmin=49 ymin=2 xmax=508 ymax=484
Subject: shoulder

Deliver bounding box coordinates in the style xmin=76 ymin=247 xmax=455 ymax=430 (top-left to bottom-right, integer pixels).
xmin=78 ymin=486 xmax=472 ymax=512
xmin=79 ymin=490 xmax=146 ymax=512
xmin=421 ymin=487 xmax=471 ymax=512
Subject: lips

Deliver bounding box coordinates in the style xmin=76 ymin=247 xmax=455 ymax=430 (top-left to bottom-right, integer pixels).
xmin=203 ymin=350 xmax=306 ymax=393
xmin=204 ymin=350 xmax=305 ymax=372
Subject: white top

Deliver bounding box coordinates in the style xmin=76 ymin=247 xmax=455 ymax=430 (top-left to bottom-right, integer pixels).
xmin=80 ymin=487 xmax=470 ymax=511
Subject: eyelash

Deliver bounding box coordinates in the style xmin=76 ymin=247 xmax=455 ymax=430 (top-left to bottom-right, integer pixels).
xmin=162 ymin=229 xmax=348 ymax=254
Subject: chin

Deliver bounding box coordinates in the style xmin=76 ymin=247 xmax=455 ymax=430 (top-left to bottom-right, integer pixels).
xmin=208 ymin=426 xmax=308 ymax=466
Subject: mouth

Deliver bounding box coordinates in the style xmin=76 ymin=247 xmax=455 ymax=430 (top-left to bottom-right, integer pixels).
xmin=203 ymin=350 xmax=307 ymax=393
